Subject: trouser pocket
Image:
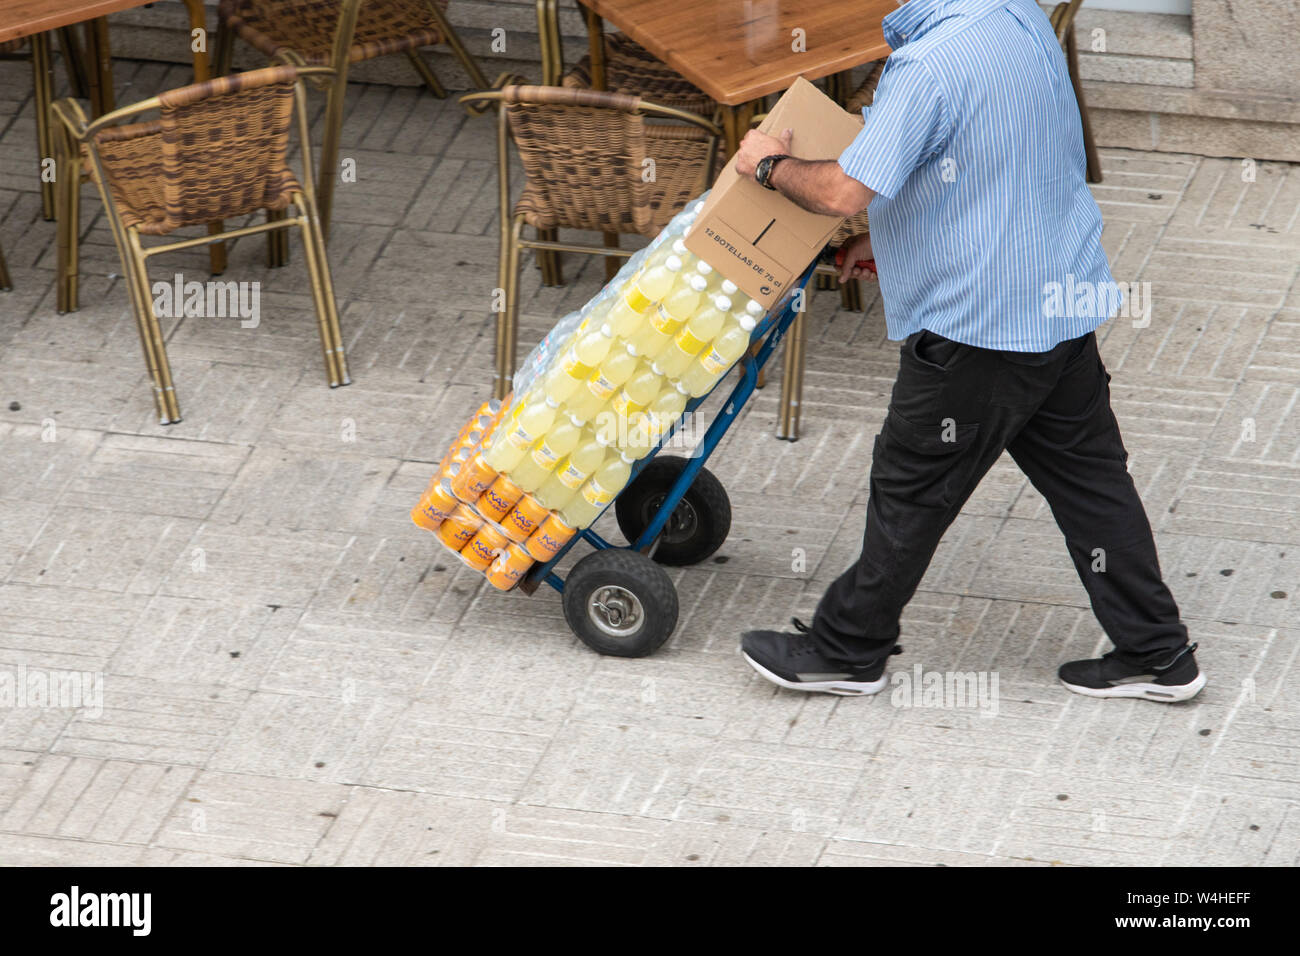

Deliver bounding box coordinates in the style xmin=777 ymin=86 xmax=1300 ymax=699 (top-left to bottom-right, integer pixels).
xmin=874 ymin=410 xmax=981 ymax=512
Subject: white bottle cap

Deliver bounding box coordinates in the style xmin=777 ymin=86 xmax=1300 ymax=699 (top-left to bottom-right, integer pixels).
xmin=714 ymin=294 xmax=733 ymax=312
xmin=689 ymin=275 xmax=708 ymax=293
xmin=721 ymin=279 xmax=738 ymax=296
xmin=595 ymin=430 xmax=615 ymax=447
xmin=745 ymin=299 xmax=764 ymax=317
xmin=600 ymin=322 xmax=613 ymax=337
xmin=626 ymin=342 xmax=639 ymax=356
xmin=695 ymin=260 xmax=713 ymax=275
xmin=674 ymin=382 xmax=689 ymax=395
xmin=682 ymin=225 xmax=693 ymax=238
xmin=672 ymin=239 xmax=688 ymax=256
xmin=739 ymin=314 xmax=757 ymax=332
xmin=665 ymin=255 xmax=683 ymax=272
xmin=568 ymin=412 xmax=586 ymax=427
xmin=650 ymin=360 xmax=665 ymax=376
xmin=545 ymin=397 xmax=560 ymax=408
xmin=620 ymin=451 xmax=636 ymax=464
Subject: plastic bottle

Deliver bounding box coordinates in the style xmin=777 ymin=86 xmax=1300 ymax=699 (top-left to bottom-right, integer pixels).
xmin=565 ymin=347 xmax=638 ymax=425
xmin=617 ymin=255 xmax=680 ymax=317
xmin=534 ymin=432 xmax=607 ymax=511
xmin=610 ymin=362 xmax=662 ymax=422
xmin=506 ymin=417 xmax=582 ymax=492
xmin=542 ymin=329 xmax=613 ymax=405
xmin=484 ymin=394 xmax=560 ymax=474
xmin=679 ymin=311 xmax=758 ymax=397
xmin=643 ymin=385 xmax=688 ymax=446
xmin=651 ymin=294 xmax=731 ymax=378
xmin=559 ymin=451 xmax=636 ymax=529
xmin=626 ymin=273 xmax=708 ymax=357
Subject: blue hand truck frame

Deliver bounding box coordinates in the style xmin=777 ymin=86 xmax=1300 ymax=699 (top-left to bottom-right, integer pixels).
xmin=518 ymin=259 xmax=818 ymax=602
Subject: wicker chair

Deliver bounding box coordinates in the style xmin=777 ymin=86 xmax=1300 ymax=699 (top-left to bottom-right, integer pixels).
xmin=50 ymin=65 xmax=350 ymax=425
xmin=215 ymin=0 xmax=490 ymax=237
xmin=458 ymin=84 xmax=722 ymax=400
xmin=564 ymin=32 xmax=713 ymax=117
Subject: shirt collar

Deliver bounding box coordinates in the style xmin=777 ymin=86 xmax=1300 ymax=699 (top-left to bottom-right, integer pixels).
xmin=882 ymin=0 xmax=1006 ymax=49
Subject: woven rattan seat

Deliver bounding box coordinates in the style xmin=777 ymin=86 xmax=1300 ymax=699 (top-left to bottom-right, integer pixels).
xmin=218 ymin=0 xmax=446 ymax=64
xmin=52 ymin=64 xmax=349 ymax=425
xmin=88 ymin=73 xmax=302 ymax=236
xmin=564 ymin=32 xmax=713 ymax=117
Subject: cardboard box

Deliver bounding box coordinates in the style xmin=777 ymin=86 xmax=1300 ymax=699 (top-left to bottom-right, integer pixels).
xmin=684 ymin=76 xmax=864 ymax=310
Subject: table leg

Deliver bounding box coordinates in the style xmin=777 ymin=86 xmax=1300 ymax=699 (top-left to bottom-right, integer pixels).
xmin=583 ymin=7 xmax=605 ymax=89
xmin=31 ymin=32 xmax=56 ymax=221
xmin=83 ymin=18 xmax=114 ymax=117
xmin=180 ymin=0 xmax=211 ymax=83
xmin=55 ymin=27 xmax=89 ymax=98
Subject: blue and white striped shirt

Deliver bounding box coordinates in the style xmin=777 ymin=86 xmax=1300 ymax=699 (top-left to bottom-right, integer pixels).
xmin=838 ymin=0 xmax=1117 ymax=351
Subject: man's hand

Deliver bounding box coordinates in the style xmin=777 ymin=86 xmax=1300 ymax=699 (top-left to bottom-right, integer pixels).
xmin=736 ymin=127 xmax=793 ymax=178
xmin=838 ymin=233 xmax=874 ymax=283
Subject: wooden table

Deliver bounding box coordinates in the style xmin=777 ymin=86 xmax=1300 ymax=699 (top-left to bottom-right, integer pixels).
xmin=1 ymin=0 xmax=209 ymax=218
xmin=536 ymin=0 xmax=893 ymax=154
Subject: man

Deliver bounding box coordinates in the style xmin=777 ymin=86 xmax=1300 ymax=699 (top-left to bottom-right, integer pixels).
xmin=733 ymin=0 xmax=1204 ymax=702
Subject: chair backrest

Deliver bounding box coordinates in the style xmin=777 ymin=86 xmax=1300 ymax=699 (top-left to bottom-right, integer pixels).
xmin=1051 ymin=0 xmax=1087 ymax=44
xmin=500 ymin=84 xmax=658 ymax=235
xmin=92 ymin=64 xmax=303 ymax=233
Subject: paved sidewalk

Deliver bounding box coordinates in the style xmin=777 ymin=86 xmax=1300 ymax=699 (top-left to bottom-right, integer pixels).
xmin=1 ymin=60 xmax=1297 ymax=866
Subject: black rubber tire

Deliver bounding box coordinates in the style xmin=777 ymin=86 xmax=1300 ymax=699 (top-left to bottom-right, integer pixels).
xmin=562 ymin=549 xmax=679 ymax=657
xmin=614 ymin=456 xmax=731 ymax=566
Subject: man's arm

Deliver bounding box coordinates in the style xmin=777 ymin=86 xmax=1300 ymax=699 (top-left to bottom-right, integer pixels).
xmin=734 ymin=128 xmax=874 ymax=218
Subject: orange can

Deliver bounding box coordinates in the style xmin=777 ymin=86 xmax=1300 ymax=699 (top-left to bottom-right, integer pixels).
xmin=501 ymin=493 xmax=549 ymax=543
xmin=436 ymin=503 xmax=482 ymax=551
xmin=485 ymin=543 xmax=535 ymax=591
xmin=462 ymin=522 xmax=509 ymax=571
xmin=411 ymin=477 xmax=459 ymax=531
xmin=477 ymin=474 xmax=524 ymax=523
xmin=451 ymin=452 xmax=497 ymax=503
xmin=525 ymin=513 xmax=577 ymax=561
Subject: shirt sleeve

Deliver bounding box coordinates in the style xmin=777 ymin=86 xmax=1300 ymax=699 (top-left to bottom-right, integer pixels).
xmin=838 ymin=56 xmax=951 ymax=199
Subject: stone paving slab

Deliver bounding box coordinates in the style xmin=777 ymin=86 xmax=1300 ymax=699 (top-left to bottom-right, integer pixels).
xmin=0 ymin=58 xmax=1297 ymax=865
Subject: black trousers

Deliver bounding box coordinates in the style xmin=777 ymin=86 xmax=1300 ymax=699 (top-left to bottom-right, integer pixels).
xmin=812 ymin=329 xmax=1189 ymax=671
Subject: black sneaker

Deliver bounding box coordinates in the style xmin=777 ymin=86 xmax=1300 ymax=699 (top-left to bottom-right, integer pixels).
xmin=1058 ymin=643 xmax=1206 ymax=702
xmin=740 ymin=619 xmax=899 ymax=696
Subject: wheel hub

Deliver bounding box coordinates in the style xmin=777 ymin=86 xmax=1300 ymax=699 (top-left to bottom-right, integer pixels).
xmin=588 ymin=585 xmax=645 ymax=637
xmin=643 ymin=495 xmax=698 ymax=545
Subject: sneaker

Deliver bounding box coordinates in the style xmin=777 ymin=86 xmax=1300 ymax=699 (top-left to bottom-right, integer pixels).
xmin=1058 ymin=643 xmax=1206 ymax=702
xmin=740 ymin=618 xmax=899 ymax=696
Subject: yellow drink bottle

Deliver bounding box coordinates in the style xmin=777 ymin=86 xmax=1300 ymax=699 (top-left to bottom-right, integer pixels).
xmin=643 ymin=385 xmax=688 ymax=446
xmin=626 ymin=272 xmax=708 ymax=357
xmin=542 ymin=329 xmax=613 ymax=405
xmin=559 ymin=451 xmax=635 ymax=529
xmin=611 ymin=361 xmax=662 ymax=421
xmin=679 ymin=312 xmax=758 ymax=397
xmin=534 ymin=431 xmax=606 ymax=511
xmin=484 ymin=394 xmax=560 ymax=474
xmin=507 ymin=417 xmax=582 ymax=492
xmin=618 ymin=256 xmax=680 ymax=315
xmin=565 ymin=347 xmax=638 ymax=426
xmin=651 ymin=294 xmax=730 ymax=378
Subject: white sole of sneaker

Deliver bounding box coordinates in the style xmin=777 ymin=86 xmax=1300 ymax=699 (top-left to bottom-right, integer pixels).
xmin=742 ymin=652 xmax=888 ymax=696
xmin=1059 ymin=671 xmax=1207 ymax=702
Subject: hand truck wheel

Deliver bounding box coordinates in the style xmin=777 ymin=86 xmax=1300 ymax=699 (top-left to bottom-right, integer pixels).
xmin=562 ymin=549 xmax=679 ymax=657
xmin=614 ymin=455 xmax=731 ymax=566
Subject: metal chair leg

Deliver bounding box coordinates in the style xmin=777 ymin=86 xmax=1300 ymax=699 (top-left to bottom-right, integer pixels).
xmin=55 ymin=27 xmax=89 ymax=98
xmin=206 ymin=222 xmax=227 ymax=274
xmin=0 ymin=241 xmax=12 ymax=291
xmin=776 ymin=312 xmax=805 ymax=441
xmin=1066 ymin=29 xmax=1102 ymax=184
xmin=405 ymin=49 xmax=447 ymax=99
xmin=297 ymin=194 xmax=350 ymax=386
xmin=213 ymin=17 xmax=235 ymax=76
xmin=124 ymin=228 xmax=182 ymax=424
xmin=180 ymin=0 xmax=210 ymax=82
xmin=265 ymin=207 xmax=289 ymax=267
xmin=537 ymin=227 xmax=562 ymax=286
xmin=32 ymin=32 xmax=56 ymax=221
xmin=496 ymin=216 xmax=525 ymax=400
xmin=601 ymin=231 xmax=620 ymax=282
xmin=425 ymin=0 xmax=490 ymax=90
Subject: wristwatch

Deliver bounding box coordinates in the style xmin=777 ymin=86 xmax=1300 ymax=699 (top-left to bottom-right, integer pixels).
xmin=755 ymin=154 xmax=790 ymax=190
